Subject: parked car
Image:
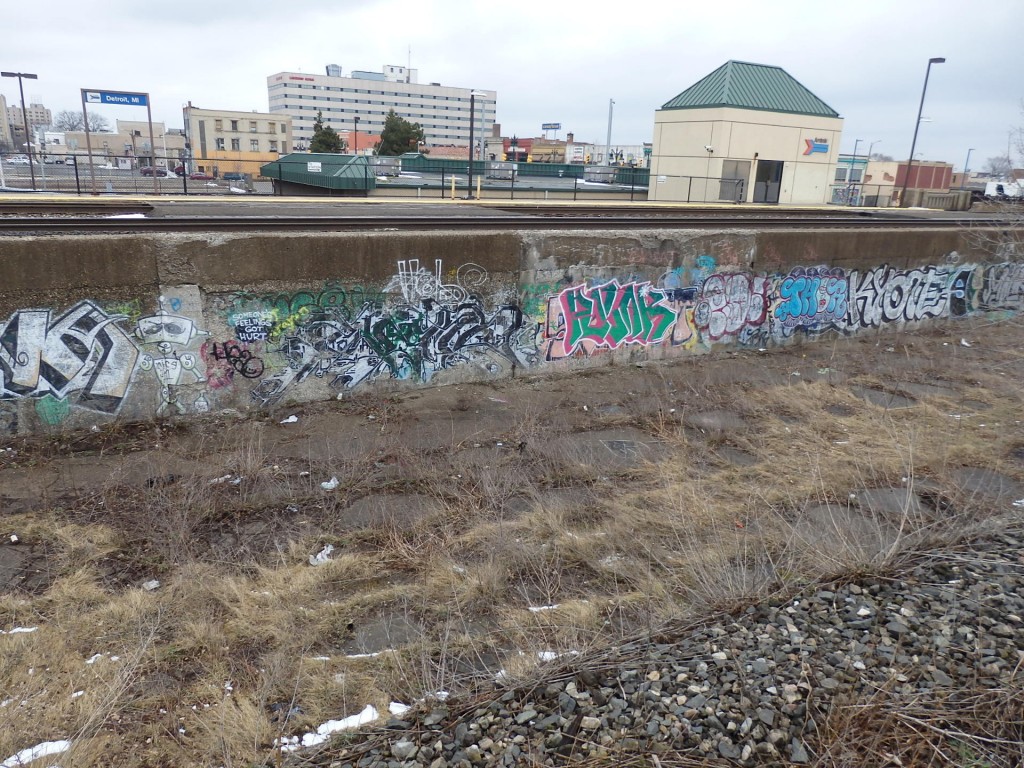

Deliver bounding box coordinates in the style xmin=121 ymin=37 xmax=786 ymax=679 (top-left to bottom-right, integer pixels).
xmin=4 ymin=155 xmax=30 ymax=165
xmin=174 ymin=165 xmax=186 ymax=176
xmin=189 ymin=172 xmax=214 ymax=181
xmin=222 ymin=172 xmax=245 ymax=181
xmin=140 ymin=166 xmax=173 ymax=177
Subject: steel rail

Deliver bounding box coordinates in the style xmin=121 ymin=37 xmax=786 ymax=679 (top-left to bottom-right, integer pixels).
xmin=0 ymin=214 xmax=1000 ymax=234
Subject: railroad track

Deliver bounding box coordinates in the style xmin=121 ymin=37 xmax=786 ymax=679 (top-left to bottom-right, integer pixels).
xmin=0 ymin=213 xmax=1007 ymax=233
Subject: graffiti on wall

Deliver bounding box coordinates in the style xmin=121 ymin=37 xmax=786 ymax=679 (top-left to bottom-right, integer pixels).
xmin=0 ymin=301 xmax=139 ymax=414
xmin=543 ymin=280 xmax=678 ymax=360
xmin=135 ymin=300 xmax=210 ymax=415
xmin=231 ymin=260 xmax=538 ymax=405
xmin=4 ymin=256 xmax=1023 ymax=430
xmin=774 ymin=266 xmax=849 ymax=331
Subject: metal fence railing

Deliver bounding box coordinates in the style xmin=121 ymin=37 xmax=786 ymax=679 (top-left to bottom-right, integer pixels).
xmin=0 ymin=151 xmax=269 ymax=195
xmin=828 ymin=183 xmax=896 ymax=207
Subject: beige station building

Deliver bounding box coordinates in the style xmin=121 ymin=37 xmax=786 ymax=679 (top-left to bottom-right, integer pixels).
xmin=649 ymin=61 xmax=843 ymax=205
xmin=183 ymin=105 xmax=292 ymax=177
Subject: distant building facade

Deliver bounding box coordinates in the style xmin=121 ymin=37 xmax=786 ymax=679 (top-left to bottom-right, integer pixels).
xmin=0 ymin=94 xmax=11 ymax=150
xmin=650 ymin=61 xmax=843 ymax=204
xmin=267 ymin=64 xmax=496 ymax=151
xmin=6 ymin=100 xmax=52 ymax=149
xmin=184 ymin=105 xmax=291 ymax=176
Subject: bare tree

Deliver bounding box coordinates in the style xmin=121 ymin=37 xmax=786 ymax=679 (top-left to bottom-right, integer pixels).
xmin=984 ymin=155 xmax=1013 ymax=179
xmin=51 ymin=110 xmax=111 ymax=132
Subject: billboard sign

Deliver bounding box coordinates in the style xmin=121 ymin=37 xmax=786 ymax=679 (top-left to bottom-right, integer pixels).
xmin=541 ymin=122 xmax=561 ymax=130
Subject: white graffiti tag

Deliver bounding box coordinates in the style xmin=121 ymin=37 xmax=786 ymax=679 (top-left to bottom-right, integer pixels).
xmin=0 ymin=301 xmax=139 ymax=413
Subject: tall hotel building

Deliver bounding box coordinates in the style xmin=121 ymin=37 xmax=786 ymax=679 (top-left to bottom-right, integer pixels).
xmin=267 ymin=64 xmax=496 ymax=152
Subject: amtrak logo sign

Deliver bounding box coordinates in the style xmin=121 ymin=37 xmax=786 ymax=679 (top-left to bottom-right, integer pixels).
xmin=804 ymin=139 xmax=829 ymax=155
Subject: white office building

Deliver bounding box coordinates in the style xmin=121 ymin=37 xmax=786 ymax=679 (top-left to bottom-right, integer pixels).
xmin=267 ymin=64 xmax=496 ymax=150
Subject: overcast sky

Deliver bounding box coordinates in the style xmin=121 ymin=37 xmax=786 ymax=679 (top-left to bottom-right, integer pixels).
xmin=2 ymin=0 xmax=1020 ymax=170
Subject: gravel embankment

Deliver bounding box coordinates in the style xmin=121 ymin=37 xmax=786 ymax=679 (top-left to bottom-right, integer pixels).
xmin=311 ymin=526 xmax=1024 ymax=767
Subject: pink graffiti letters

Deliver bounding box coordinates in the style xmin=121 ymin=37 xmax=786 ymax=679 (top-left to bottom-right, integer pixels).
xmin=556 ymin=280 xmax=678 ymax=357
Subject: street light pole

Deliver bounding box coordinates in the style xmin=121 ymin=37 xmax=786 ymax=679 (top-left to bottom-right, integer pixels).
xmin=961 ymin=147 xmax=974 ymax=189
xmin=605 ymin=98 xmax=615 ymax=167
xmin=900 ymin=57 xmax=945 ymax=207
xmin=353 ymin=116 xmax=359 ymax=154
xmin=467 ymin=90 xmax=485 ymax=199
xmin=2 ymin=71 xmax=39 ymax=190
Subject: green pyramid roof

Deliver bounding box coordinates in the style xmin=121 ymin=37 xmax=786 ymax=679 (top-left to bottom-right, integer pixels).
xmin=661 ymin=61 xmax=839 ymax=118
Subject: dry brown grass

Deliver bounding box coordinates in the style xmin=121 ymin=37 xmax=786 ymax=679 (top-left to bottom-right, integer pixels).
xmin=1 ymin=318 xmax=1022 ymax=766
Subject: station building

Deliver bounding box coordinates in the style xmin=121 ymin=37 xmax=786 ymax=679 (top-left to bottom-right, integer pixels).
xmin=649 ymin=60 xmax=843 ymax=205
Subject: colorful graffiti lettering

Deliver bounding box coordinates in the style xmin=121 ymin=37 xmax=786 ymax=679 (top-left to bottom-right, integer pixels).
xmin=249 ymin=261 xmax=537 ymax=405
xmin=0 ymin=301 xmax=139 ymax=414
xmin=774 ymin=266 xmax=849 ymax=330
xmin=694 ymin=273 xmax=769 ymax=341
xmin=547 ymin=280 xmax=678 ymax=359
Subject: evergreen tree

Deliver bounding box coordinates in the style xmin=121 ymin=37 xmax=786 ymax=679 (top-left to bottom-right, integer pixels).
xmin=309 ymin=111 xmax=344 ymax=153
xmin=376 ymin=109 xmax=425 ymax=156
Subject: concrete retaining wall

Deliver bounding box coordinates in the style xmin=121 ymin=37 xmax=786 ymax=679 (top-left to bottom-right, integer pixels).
xmin=0 ymin=226 xmax=1020 ymax=434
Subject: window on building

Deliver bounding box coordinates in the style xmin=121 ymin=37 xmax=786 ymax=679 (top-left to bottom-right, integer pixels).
xmin=216 ymin=138 xmax=225 ymax=151
xmin=250 ymin=139 xmax=259 ymax=151
xmin=281 ymin=142 xmax=288 ymax=153
xmin=269 ymin=123 xmax=276 ymax=134
xmin=230 ymin=120 xmax=239 ymax=131
xmin=849 ymin=168 xmax=863 ymax=183
xmin=281 ymin=124 xmax=287 ymax=133
xmin=231 ymin=138 xmax=241 ymax=151
xmin=835 ymin=168 xmax=847 ymax=182
xmin=250 ymin=121 xmax=257 ymax=133
xmin=269 ymin=140 xmax=278 ymax=151
xmin=214 ymin=119 xmax=223 ymax=131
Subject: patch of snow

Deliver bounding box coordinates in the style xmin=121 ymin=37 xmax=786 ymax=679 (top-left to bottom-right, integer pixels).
xmin=344 ymin=650 xmax=390 ymax=659
xmin=0 ymin=626 xmax=38 ymax=635
xmin=85 ymin=654 xmax=103 ymax=665
xmin=277 ymin=704 xmax=379 ymax=752
xmin=71 ymin=691 xmax=85 ymax=699
xmin=320 ymin=476 xmax=339 ymax=491
xmin=279 ymin=415 xmax=299 ymax=424
xmin=2 ymin=740 xmax=72 ymax=767
xmin=388 ymin=701 xmax=411 ymax=716
xmin=1013 ymin=499 xmax=1024 ymax=509
xmin=104 ymin=213 xmax=147 ymax=219
xmin=527 ymin=604 xmax=560 ymax=613
xmin=228 ymin=186 xmax=247 ymax=194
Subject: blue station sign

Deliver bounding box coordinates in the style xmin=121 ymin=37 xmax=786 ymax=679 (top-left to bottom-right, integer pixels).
xmin=85 ymin=90 xmax=149 ymax=107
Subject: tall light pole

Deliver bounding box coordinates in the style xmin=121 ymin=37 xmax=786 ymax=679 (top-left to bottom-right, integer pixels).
xmin=2 ymin=71 xmax=39 ymax=190
xmin=353 ymin=115 xmax=359 ymax=154
xmin=467 ymin=90 xmax=484 ymax=199
xmin=900 ymin=57 xmax=945 ymax=207
xmin=961 ymin=147 xmax=974 ymax=189
xmin=867 ymin=139 xmax=881 ymax=161
xmin=605 ymin=98 xmax=615 ymax=167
